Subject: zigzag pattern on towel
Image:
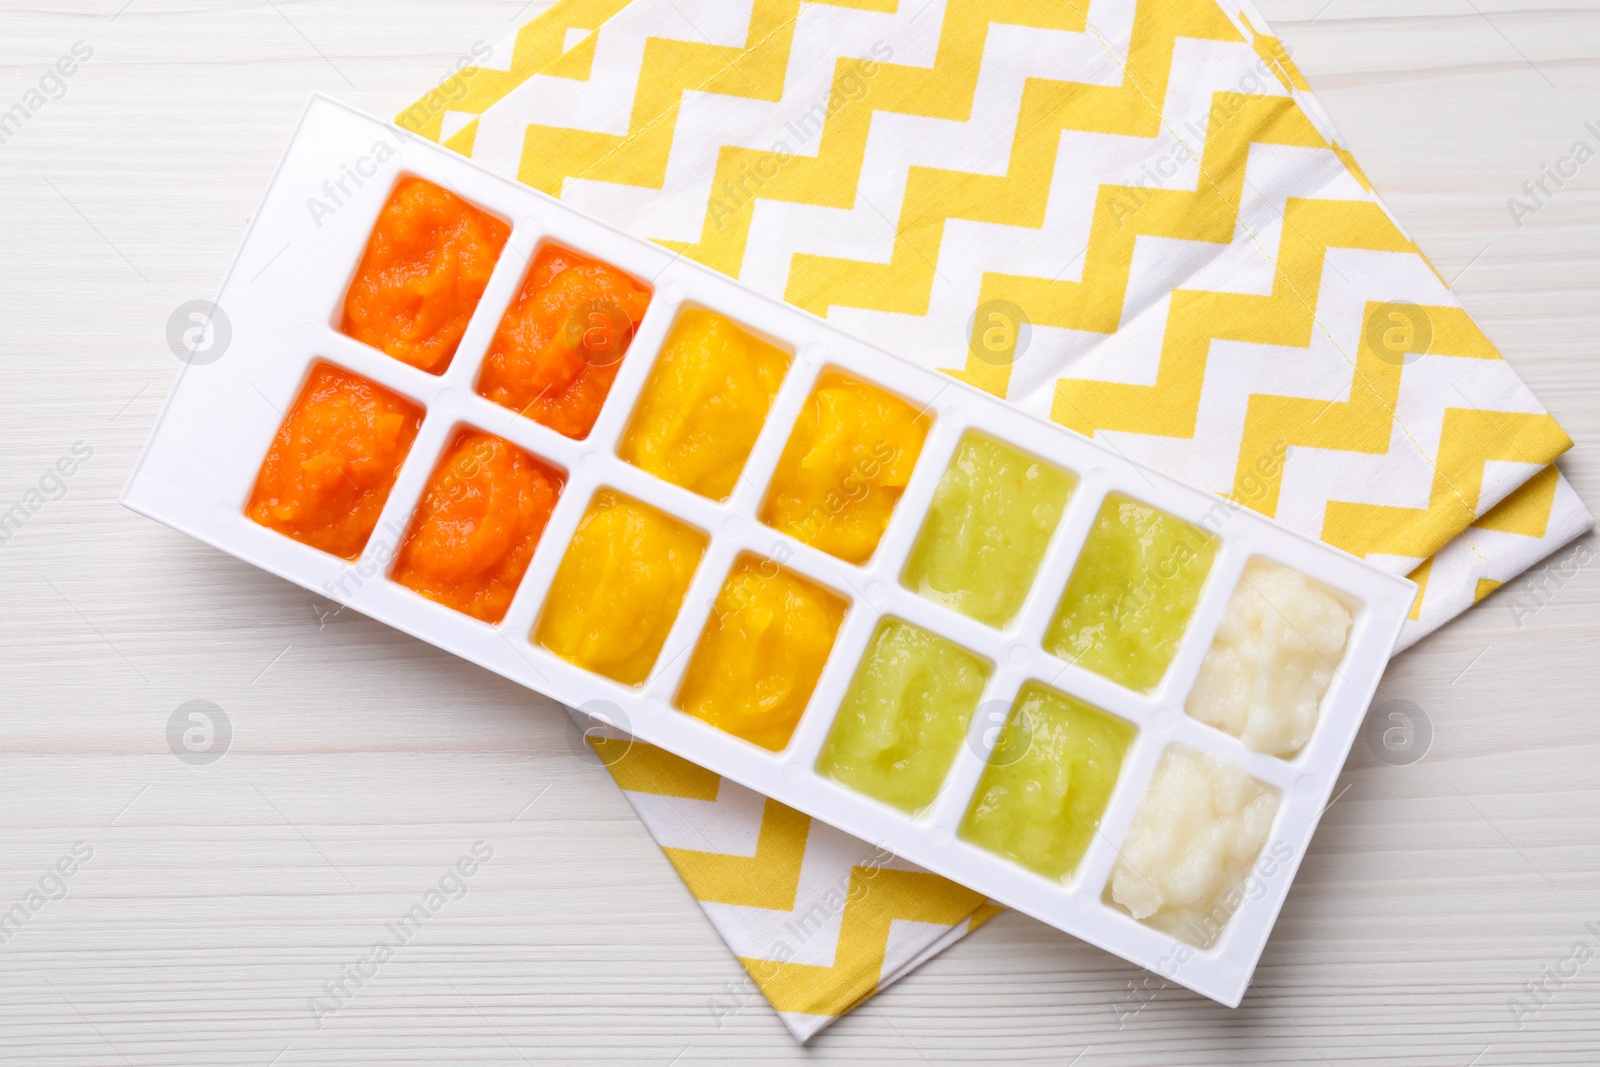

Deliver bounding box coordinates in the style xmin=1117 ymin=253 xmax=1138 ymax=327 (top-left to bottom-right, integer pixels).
xmin=396 ymin=0 xmax=630 ymax=147
xmin=514 ymin=0 xmax=804 ymax=197
xmin=784 ymin=0 xmax=1241 ymax=322
xmin=1046 ymin=189 xmax=1570 ymax=562
xmin=592 ymin=738 xmax=993 ymax=1015
xmin=483 ymin=0 xmax=1571 ymax=571
xmin=737 ymin=866 xmax=990 ymax=1016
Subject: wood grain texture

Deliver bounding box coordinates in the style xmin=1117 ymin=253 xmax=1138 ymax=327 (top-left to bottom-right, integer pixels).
xmin=0 ymin=1 xmax=1595 ymax=1063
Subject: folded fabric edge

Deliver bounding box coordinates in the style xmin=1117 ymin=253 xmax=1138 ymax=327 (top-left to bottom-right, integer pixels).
xmin=1400 ymin=464 xmax=1594 ymax=649
xmin=780 ymin=903 xmax=1004 ymax=1043
xmin=563 ymin=708 xmax=1000 ymax=1040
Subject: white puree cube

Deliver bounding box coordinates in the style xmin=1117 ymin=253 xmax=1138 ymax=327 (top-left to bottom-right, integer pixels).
xmin=1108 ymin=746 xmax=1281 ymax=948
xmin=1186 ymin=561 xmax=1353 ymax=757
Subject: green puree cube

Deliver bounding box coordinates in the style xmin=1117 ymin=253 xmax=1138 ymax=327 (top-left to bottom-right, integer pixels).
xmin=960 ymin=684 xmax=1136 ymax=881
xmin=901 ymin=433 xmax=1076 ymax=629
xmin=1044 ymin=495 xmax=1216 ymax=693
xmin=817 ymin=620 xmax=990 ymax=814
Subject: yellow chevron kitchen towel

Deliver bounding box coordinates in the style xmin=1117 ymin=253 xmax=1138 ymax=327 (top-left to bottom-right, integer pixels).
xmin=570 ymin=720 xmax=1003 ymax=1037
xmin=404 ymin=0 xmax=1591 ymax=1040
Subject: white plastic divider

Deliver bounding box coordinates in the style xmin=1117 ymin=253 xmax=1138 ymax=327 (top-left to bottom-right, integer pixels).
xmin=123 ymin=95 xmax=1415 ymax=1008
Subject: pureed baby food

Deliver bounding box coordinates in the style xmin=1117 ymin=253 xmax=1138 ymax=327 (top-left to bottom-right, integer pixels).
xmin=125 ymin=98 xmax=1417 ymax=1008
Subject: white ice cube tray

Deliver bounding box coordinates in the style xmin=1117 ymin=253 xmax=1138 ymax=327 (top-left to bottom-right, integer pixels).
xmin=124 ymin=95 xmax=1415 ymax=1007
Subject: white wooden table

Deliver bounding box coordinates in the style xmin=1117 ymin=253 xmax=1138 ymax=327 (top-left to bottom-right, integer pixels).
xmin=1 ymin=2 xmax=1595 ymax=1063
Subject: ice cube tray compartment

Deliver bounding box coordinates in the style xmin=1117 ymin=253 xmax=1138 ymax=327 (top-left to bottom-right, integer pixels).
xmin=124 ymin=95 xmax=1415 ymax=1008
